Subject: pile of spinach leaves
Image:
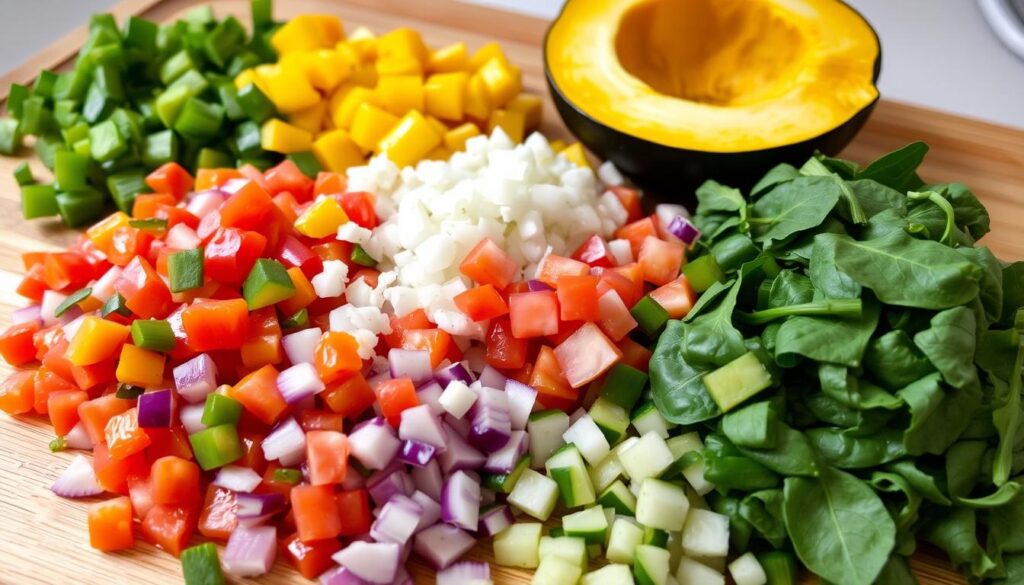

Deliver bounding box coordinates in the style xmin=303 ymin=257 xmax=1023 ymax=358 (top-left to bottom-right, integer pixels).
xmin=650 ymin=142 xmax=1024 ymax=585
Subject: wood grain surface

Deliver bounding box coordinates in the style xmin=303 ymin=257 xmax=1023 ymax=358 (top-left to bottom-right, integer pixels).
xmin=3 ymin=0 xmax=1021 ymax=583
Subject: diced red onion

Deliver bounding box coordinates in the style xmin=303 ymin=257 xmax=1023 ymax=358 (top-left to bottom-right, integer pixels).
xmin=411 ymin=460 xmax=443 ymax=501
xmin=468 ymin=387 xmax=512 ymax=452
xmin=57 ymin=304 xmax=83 ymax=325
xmin=477 ymin=365 xmax=507 ymax=390
xmin=213 ymin=465 xmax=263 ymax=493
xmin=51 ymin=454 xmax=103 ymax=498
xmin=367 ymin=467 xmax=413 ymax=507
xmin=437 ymin=561 xmax=492 ymax=585
xmin=667 ymin=215 xmax=701 ymax=246
xmin=370 ymin=494 xmax=423 ymax=545
xmin=186 ymin=189 xmax=225 ymax=217
xmin=11 ymin=304 xmax=42 ymax=326
xmin=173 ymin=353 xmax=218 ymax=403
xmin=411 ymin=490 xmax=441 ymax=531
xmin=388 ymin=349 xmax=433 ymax=385
xmin=137 ymin=389 xmax=173 ymax=428
xmin=349 ymin=417 xmax=401 ymax=470
xmin=277 ymin=362 xmax=326 ymax=404
xmin=222 ymin=525 xmax=277 ymax=577
xmin=505 ymin=379 xmax=538 ymax=431
xmin=236 ymin=492 xmax=285 ymax=527
xmin=64 ymin=421 xmax=92 ymax=450
xmin=413 ymin=523 xmax=475 ymax=570
xmin=179 ymin=403 xmax=207 ymax=435
xmin=332 ymin=541 xmax=401 ymax=584
xmin=416 ymin=380 xmax=445 ymax=416
xmin=527 ymin=279 xmax=553 ymax=292
xmin=282 ymin=328 xmax=322 ymax=365
xmin=569 ymin=406 xmax=588 ymax=425
xmin=341 ymin=469 xmax=367 ymax=491
xmin=398 ymin=440 xmax=437 ymax=467
xmin=437 ymin=429 xmax=485 ymax=474
xmin=483 ymin=430 xmax=529 ymax=473
xmin=40 ymin=290 xmax=67 ymax=326
xmin=398 ymin=404 xmax=447 ymax=448
xmin=445 ymin=412 xmax=472 ymax=438
xmin=441 ymin=470 xmax=480 ymax=531
xmin=60 ymin=313 xmax=87 ymax=341
xmin=366 ymin=370 xmax=392 ymax=391
xmin=478 ymin=504 xmax=514 ymax=537
xmin=165 ymin=223 xmax=201 ymax=250
xmin=656 ymin=203 xmax=691 ymax=228
xmin=392 ymin=566 xmax=414 ymax=585
xmin=319 ymin=566 xmax=369 ymax=585
xmin=481 ymin=488 xmax=496 ymax=506
xmin=434 ymin=362 xmax=473 ymax=387
xmin=90 ymin=265 xmax=122 ymax=303
xmin=262 ymin=417 xmax=307 ymax=466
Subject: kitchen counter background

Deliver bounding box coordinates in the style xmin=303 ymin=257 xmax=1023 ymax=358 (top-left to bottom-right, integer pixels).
xmin=2 ymin=0 xmax=1022 ymax=129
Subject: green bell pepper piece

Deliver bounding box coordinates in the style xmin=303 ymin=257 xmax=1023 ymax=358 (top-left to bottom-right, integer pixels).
xmin=131 ymin=319 xmax=176 ymax=352
xmin=243 ymin=258 xmax=296 ymax=309
xmin=201 ymin=393 xmax=243 ymax=427
xmin=189 ymin=424 xmax=244 ymax=470
xmin=169 ymin=249 xmax=204 ymax=293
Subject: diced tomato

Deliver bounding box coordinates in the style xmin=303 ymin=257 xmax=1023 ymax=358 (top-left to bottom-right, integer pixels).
xmin=229 ymin=364 xmax=289 ymax=426
xmin=336 ymin=191 xmax=377 ymax=229
xmin=204 ymin=228 xmax=268 ymax=285
xmin=196 ymin=209 xmax=222 ymax=242
xmin=614 ymin=217 xmax=659 ymax=257
xmin=299 ymin=410 xmax=346 ymax=432
xmin=597 ymin=289 xmax=639 ymax=342
xmin=617 ymin=337 xmax=653 ymax=373
xmin=556 ymin=275 xmax=600 ymax=322
xmin=281 ymin=532 xmax=341 ymax=579
xmin=240 ymin=307 xmax=283 ymax=369
xmin=454 ymin=284 xmax=509 ymax=321
xmin=596 ymin=267 xmax=643 ymax=310
xmin=220 ymin=180 xmax=275 ymax=232
xmin=272 ymin=191 xmax=301 ymax=224
xmin=572 ymin=234 xmax=617 ymax=268
xmin=313 ymin=172 xmax=345 ymax=197
xmin=151 ymin=456 xmax=200 ymax=506
xmin=127 ymin=473 xmax=155 ymax=520
xmin=107 ymin=227 xmax=154 ymax=267
xmin=460 ymin=238 xmax=518 ymax=289
xmin=44 ymin=252 xmax=94 ymax=291
xmin=115 ymin=256 xmax=172 ymax=318
xmin=264 ymin=160 xmax=314 ymax=201
xmin=485 ymin=317 xmax=529 ymax=370
xmin=609 ymin=185 xmax=644 ymax=223
xmin=509 ymin=291 xmax=560 ymax=338
xmin=336 ymin=489 xmax=372 ymax=536
xmin=554 ymin=322 xmax=622 ymax=389
xmin=275 ymin=235 xmax=323 ymax=280
xmin=140 ymin=504 xmax=196 ymax=557
xmin=146 ymin=162 xmax=194 ymax=200
xmin=306 ymin=430 xmax=350 ymax=485
xmin=383 ymin=309 xmax=433 ymax=348
xmin=195 ymin=168 xmax=243 ymax=191
xmin=239 ymin=163 xmax=271 ymax=190
xmin=638 ymin=236 xmax=685 ymax=286
xmin=321 ymin=373 xmax=376 ymax=419
xmin=198 ymin=484 xmax=238 ymax=541
xmin=146 ymin=426 xmax=195 ymax=462
xmin=105 ymin=408 xmax=152 ymax=460
xmin=530 ymin=346 xmax=577 ymax=411
xmin=375 ymin=378 xmax=419 ymax=428
xmin=132 ymin=193 xmax=177 ymax=219
xmin=536 ymin=254 xmax=589 ymax=288
xmin=650 ymin=275 xmax=697 ymax=319
xmin=0 ymin=370 xmax=35 ymax=415
xmin=88 ymin=496 xmax=135 ymax=551
xmin=0 ymin=321 xmax=41 ymax=366
xmin=239 ymin=431 xmax=268 ymax=475
xmin=291 ymin=484 xmax=341 ymax=542
xmin=17 ymin=264 xmax=48 ymax=301
xmin=155 ymin=205 xmax=200 ymax=230
xmin=69 ymin=359 xmax=117 ymax=391
xmin=182 ymin=298 xmax=250 ymax=351
xmin=402 ymin=328 xmax=451 ymax=368
xmin=47 ymin=389 xmax=87 ymax=435
xmin=612 ymin=263 xmax=646 ymax=306
xmin=547 ymin=319 xmax=584 ymax=347
xmin=78 ymin=393 xmax=133 ymax=445
xmin=93 ymin=442 xmax=147 ymax=494
xmin=314 ymin=331 xmax=362 ymax=384
xmin=33 ymin=366 xmax=77 ymax=415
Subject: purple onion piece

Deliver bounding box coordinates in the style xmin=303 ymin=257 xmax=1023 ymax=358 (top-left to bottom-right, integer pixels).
xmin=434 ymin=362 xmax=473 ymax=387
xmin=331 ymin=541 xmax=401 ymax=584
xmin=413 ymin=523 xmax=475 ymax=570
xmin=527 ymin=279 xmax=553 ymax=292
xmin=388 ymin=348 xmax=433 ymax=385
xmin=440 ymin=470 xmax=481 ymax=531
xmin=398 ymin=440 xmax=437 ymax=468
xmin=667 ymin=215 xmax=702 ymax=247
xmin=477 ymin=504 xmax=514 ymax=537
xmin=477 ymin=365 xmax=507 ymax=390
xmin=222 ymin=525 xmax=277 ymax=577
xmin=11 ymin=305 xmax=42 ymax=326
xmin=173 ymin=353 xmax=218 ymax=403
xmin=137 ymin=389 xmax=173 ymax=428
xmin=437 ymin=561 xmax=491 ymax=585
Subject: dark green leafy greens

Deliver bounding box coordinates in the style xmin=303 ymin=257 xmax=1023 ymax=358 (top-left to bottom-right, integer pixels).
xmin=649 ymin=144 xmax=1024 ymax=585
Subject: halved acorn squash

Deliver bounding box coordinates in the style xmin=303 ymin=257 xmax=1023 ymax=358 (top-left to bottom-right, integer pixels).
xmin=544 ymin=0 xmax=881 ymax=192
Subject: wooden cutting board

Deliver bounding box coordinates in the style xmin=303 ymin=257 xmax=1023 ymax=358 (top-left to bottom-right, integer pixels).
xmin=2 ymin=0 xmax=1022 ymax=583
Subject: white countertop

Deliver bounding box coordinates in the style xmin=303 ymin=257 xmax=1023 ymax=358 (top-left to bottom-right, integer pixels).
xmin=2 ymin=0 xmax=1023 ymax=129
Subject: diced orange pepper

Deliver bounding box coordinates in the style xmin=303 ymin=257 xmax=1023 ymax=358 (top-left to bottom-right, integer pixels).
xmin=195 ymin=168 xmax=243 ymax=191
xmin=0 ymin=370 xmax=36 ymax=415
xmin=278 ymin=267 xmax=316 ymax=316
xmin=79 ymin=394 xmax=134 ymax=445
xmin=530 ymin=345 xmax=578 ymax=411
xmin=321 ymin=373 xmax=376 ymax=419
xmin=115 ymin=256 xmax=173 ymax=319
xmin=240 ymin=307 xmax=283 ymax=369
xmin=33 ymin=365 xmax=76 ymax=415
xmin=314 ymin=332 xmax=362 ymax=384
xmin=92 ymin=442 xmax=146 ymax=494
xmin=182 ymin=299 xmax=250 ymax=351
xmin=132 ymin=193 xmax=177 ymax=219
xmin=146 ymin=162 xmax=194 ymax=201
xmin=375 ymin=378 xmax=418 ymax=428
xmin=401 ymin=328 xmax=451 ymax=368
xmin=105 ymin=407 xmax=152 ymax=460
xmin=88 ymin=496 xmax=135 ymax=551
xmin=86 ymin=212 xmax=131 ymax=255
xmin=116 ymin=344 xmax=165 ymax=387
xmin=229 ymin=364 xmax=289 ymax=425
xmin=0 ymin=320 xmax=41 ymax=366
xmin=291 ymin=484 xmax=341 ymax=542
xmin=69 ymin=360 xmax=117 ymax=391
xmin=151 ymin=456 xmax=200 ymax=507
xmin=47 ymin=389 xmax=88 ymax=435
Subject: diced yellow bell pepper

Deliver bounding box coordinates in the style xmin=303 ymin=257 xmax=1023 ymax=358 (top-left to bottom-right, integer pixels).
xmin=313 ymin=129 xmax=365 ymax=173
xmin=425 ymin=115 xmax=449 ymax=138
xmin=86 ymin=212 xmax=130 ymax=253
xmin=263 ymin=65 xmax=321 ymax=114
xmin=443 ymin=122 xmax=481 ymax=153
xmin=489 ymin=108 xmax=527 ymax=143
xmin=424 ymin=72 xmax=467 ymax=121
xmin=477 ymin=57 xmax=521 ymax=108
xmin=261 ymin=119 xmax=314 ymax=153
xmin=463 ymin=74 xmax=492 ymax=123
xmin=376 ymin=55 xmax=423 ymax=77
xmin=349 ymin=63 xmax=380 ymax=88
xmin=549 ymin=139 xmax=568 ymax=152
xmin=470 ymin=41 xmax=507 ymax=70
xmin=425 ymin=146 xmax=453 ymax=161
xmin=329 ymin=85 xmax=377 ymax=130
xmin=377 ymin=75 xmax=424 ymax=116
xmin=428 ymin=42 xmax=470 ymax=73
xmin=377 ymin=27 xmax=428 ymax=63
xmin=288 ymin=101 xmax=328 ymax=134
xmin=346 ymin=27 xmax=378 ymax=62
xmin=507 ymin=94 xmax=544 ymax=130
xmin=295 ymin=196 xmax=349 ymax=238
xmin=235 ymin=69 xmax=271 ymax=97
xmin=67 ymin=316 xmax=130 ymax=366
xmin=116 ymin=344 xmax=165 ymax=387
xmin=349 ymin=103 xmax=400 ymax=152
xmin=271 ymin=14 xmax=344 ymax=54
xmin=560 ymin=142 xmax=591 ymax=168
xmin=377 ymin=110 xmax=442 ymax=167
xmin=306 ymin=49 xmax=354 ymax=92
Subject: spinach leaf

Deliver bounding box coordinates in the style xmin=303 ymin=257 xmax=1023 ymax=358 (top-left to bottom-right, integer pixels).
xmin=682 ymin=278 xmax=733 ymax=322
xmin=864 ymin=330 xmax=936 ymax=391
xmin=887 ymin=459 xmax=952 ymax=505
xmin=819 ymin=364 xmax=904 ymax=410
xmin=808 ymin=428 xmax=906 ymax=469
xmin=749 ymin=176 xmax=842 ymax=247
xmin=992 ymin=326 xmax=1023 ymax=485
xmin=737 ymin=422 xmax=819 ymax=477
xmin=847 ymin=179 xmax=908 ymax=218
xmin=956 ymin=482 xmax=1021 ymax=509
xmin=860 ymin=207 xmax=910 ymax=241
xmin=1000 ymin=262 xmax=1024 ymax=328
xmin=828 ymin=231 xmax=982 ymax=309
xmin=738 ymin=489 xmax=786 ymax=548
xmin=977 ymin=329 xmax=1018 ymax=383
xmin=703 ymin=434 xmax=781 ymax=491
xmin=945 ymin=440 xmax=987 ymax=500
xmin=856 ymin=141 xmax=928 ymax=192
xmin=775 ymin=296 xmax=880 ymax=368
xmin=783 ymin=467 xmax=896 ymax=585
xmin=913 ymin=307 xmax=980 ymax=391
xmin=923 ymin=507 xmax=998 ymax=579
xmin=696 ymin=179 xmax=746 ymax=213
xmin=808 ymin=233 xmax=862 ymax=299
xmin=874 ymin=555 xmax=920 ymax=585
xmin=899 ymin=373 xmax=982 ymax=455
xmin=928 ymin=182 xmax=991 ymax=241
xmin=871 ymin=470 xmax=922 ymax=533
xmin=771 ymin=216 xmax=848 ymax=264
xmin=987 ymin=496 xmax=1024 ymax=555
xmin=722 ymin=401 xmax=777 ymax=449
xmin=767 ymin=270 xmax=814 ymax=308
xmin=995 ymin=554 xmax=1024 ymax=584
xmin=711 ymin=493 xmax=754 ymax=551
xmin=751 ymin=163 xmax=800 ymax=197
xmin=816 ymin=153 xmax=861 ymax=179
xmin=680 ymin=279 xmax=745 ymax=367
xmin=710 ymin=232 xmax=760 ymax=272
xmin=649 ymin=321 xmax=720 ymax=425
xmin=956 ymin=246 xmax=1003 ymax=326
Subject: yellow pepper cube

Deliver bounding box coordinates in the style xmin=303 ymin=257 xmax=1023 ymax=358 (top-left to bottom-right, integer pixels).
xmin=349 ymin=63 xmax=380 ymax=88
xmin=426 ymin=115 xmax=449 ymax=138
xmin=116 ymin=344 xmax=166 ymax=387
xmin=560 ymin=142 xmax=592 ymax=169
xmin=376 ymin=55 xmax=423 ymax=77
xmin=426 ymin=146 xmax=453 ymax=161
xmin=295 ymin=196 xmax=349 ymax=238
xmin=306 ymin=49 xmax=354 ymax=92
xmin=234 ymin=69 xmax=271 ymax=97
xmin=261 ymin=119 xmax=314 ymax=153
xmin=377 ymin=27 xmax=428 ymax=63
xmin=549 ymin=139 xmax=568 ymax=152
xmin=428 ymin=42 xmax=470 ymax=73
xmin=470 ymin=41 xmax=507 ymax=70
xmin=463 ymin=74 xmax=492 ymax=124
xmin=67 ymin=316 xmax=130 ymax=366
xmin=477 ymin=57 xmax=522 ymax=108
xmin=314 ymin=129 xmax=366 ymax=173
xmin=349 ymin=103 xmax=401 ymax=152
xmin=288 ymin=101 xmax=328 ymax=134
xmin=329 ymin=85 xmax=377 ymax=130
xmin=424 ymin=72 xmax=468 ymax=121
xmin=345 ymin=27 xmax=378 ymax=62
xmin=271 ymin=14 xmax=343 ymax=54
xmin=488 ymin=108 xmax=526 ymax=143
xmin=263 ymin=65 xmax=321 ymax=114
xmin=378 ymin=110 xmax=442 ymax=167
xmin=377 ymin=75 xmax=424 ymax=116
xmin=507 ymin=94 xmax=544 ymax=131
xmin=443 ymin=122 xmax=481 ymax=152
xmin=86 ymin=211 xmax=130 ymax=253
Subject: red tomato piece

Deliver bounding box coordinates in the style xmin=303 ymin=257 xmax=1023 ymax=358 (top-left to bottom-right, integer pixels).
xmin=229 ymin=364 xmax=289 ymax=426
xmin=182 ymin=298 xmax=250 ymax=351
xmin=127 ymin=473 xmax=155 ymax=520
xmin=509 ymin=291 xmax=560 ymax=338
xmin=536 ymin=254 xmax=589 ymax=288
xmin=596 ymin=267 xmax=643 ymax=311
xmin=321 ymin=373 xmax=376 ymax=419
xmin=460 ymin=238 xmax=518 ymax=289
xmin=299 ymin=410 xmax=346 ymax=432
xmin=33 ymin=365 xmax=76 ymax=415
xmin=219 ymin=180 xmax=274 ymax=232
xmin=375 ymin=378 xmax=419 ymax=428
xmin=485 ymin=317 xmax=529 ymax=370
xmin=383 ymin=309 xmax=433 ymax=348
xmin=638 ymin=236 xmax=685 ymax=286
xmin=0 ymin=370 xmax=35 ymax=415
xmin=132 ymin=193 xmax=177 ymax=219
xmin=306 ymin=430 xmax=350 ymax=485
xmin=79 ymin=393 xmax=134 ymax=445
xmin=0 ymin=321 xmax=41 ymax=366
xmin=146 ymin=162 xmax=194 ymax=200
xmin=313 ymin=171 xmax=345 ymax=197
xmin=401 ymin=328 xmax=451 ymax=368
xmin=17 ymin=264 xmax=48 ymax=301
xmin=454 ymin=284 xmax=509 ymax=322
xmin=530 ymin=346 xmax=577 ymax=411
xmin=291 ymin=484 xmax=341 ymax=542
xmin=204 ymin=228 xmax=268 ymax=285
xmin=336 ymin=489 xmax=372 ymax=536
xmin=116 ymin=256 xmax=172 ymax=319
xmin=337 ymin=191 xmax=378 ymax=228
xmin=281 ymin=532 xmax=341 ymax=579
xmin=105 ymin=408 xmax=153 ymax=460
xmin=275 ymin=235 xmax=323 ymax=279
xmin=264 ymin=160 xmax=314 ymax=200
xmin=44 ymin=253 xmax=94 ymax=291
xmin=47 ymin=389 xmax=88 ymax=435
xmin=146 ymin=426 xmax=195 ymax=462
xmin=140 ymin=504 xmax=196 ymax=557
xmin=597 ymin=289 xmax=639 ymax=342
xmin=93 ymin=442 xmax=147 ymax=494
xmin=614 ymin=217 xmax=659 ymax=257
xmin=554 ymin=322 xmax=622 ymax=389
xmin=151 ymin=456 xmax=200 ymax=506
xmin=556 ymin=275 xmax=601 ymax=322
xmin=650 ymin=275 xmax=698 ymax=319
xmin=198 ymin=484 xmax=238 ymax=541
xmin=617 ymin=337 xmax=653 ymax=373
xmin=609 ymin=186 xmax=644 ymax=223
xmin=572 ymin=234 xmax=617 ymax=268
xmin=107 ymin=227 xmax=154 ymax=267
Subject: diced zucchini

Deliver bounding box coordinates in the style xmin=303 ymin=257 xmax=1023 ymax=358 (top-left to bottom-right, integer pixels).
xmin=642 ymin=527 xmax=669 ymax=548
xmin=607 ymin=517 xmax=644 ymax=564
xmin=532 ymin=555 xmax=584 ymax=585
xmin=539 ymin=535 xmax=588 ymax=568
xmin=633 ymin=544 xmax=671 ymax=585
xmin=508 ymin=469 xmax=559 ymax=521
xmin=702 ymin=351 xmax=773 ymax=413
xmin=619 ymin=431 xmax=675 ymax=482
xmin=546 ymin=444 xmax=596 ymax=508
xmin=528 ymin=410 xmax=571 ymax=468
xmin=757 ymin=551 xmax=797 ymax=585
xmin=597 ymin=480 xmax=637 ymax=516
xmin=600 ymin=363 xmax=648 ymax=411
xmin=636 ymin=478 xmax=690 ymax=532
xmin=665 ymin=432 xmax=715 ymax=495
xmin=587 ymin=543 xmax=603 ymax=559
xmin=631 ymin=401 xmax=677 ymax=438
xmin=590 ymin=445 xmax=628 ymax=493
xmin=562 ymin=505 xmax=609 ymax=545
xmin=589 ymin=397 xmax=630 ymax=445
xmin=675 ymin=557 xmax=725 ymax=585
xmin=563 ymin=414 xmax=611 ymax=466
xmin=483 ymin=453 xmax=532 ymax=494
xmin=680 ymin=508 xmax=730 ymax=558
xmin=729 ymin=552 xmax=768 ymax=585
xmin=582 ymin=563 xmax=636 ymax=585
xmin=493 ymin=522 xmax=543 ymax=568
